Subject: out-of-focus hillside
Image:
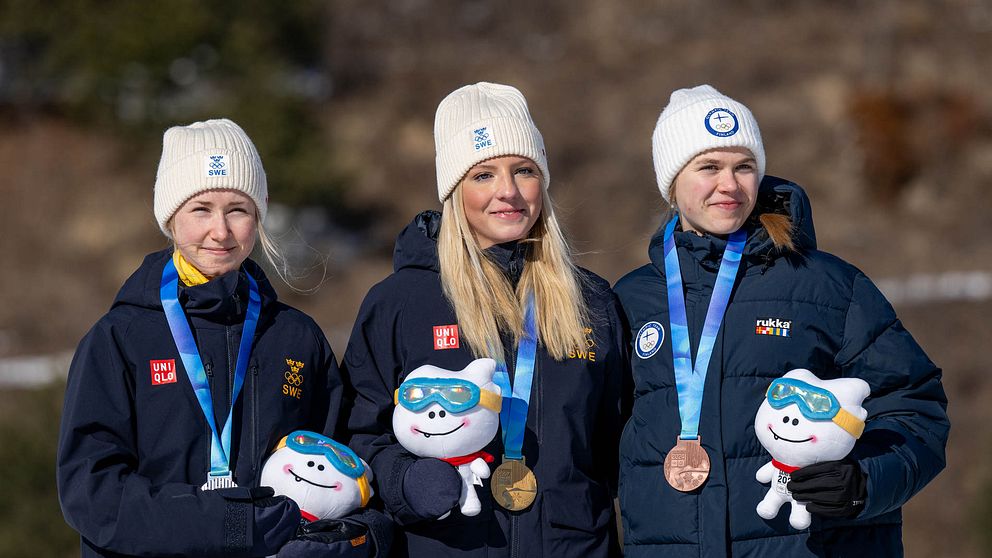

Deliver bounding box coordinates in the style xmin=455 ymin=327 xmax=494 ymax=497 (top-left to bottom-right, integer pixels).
xmin=2 ymin=1 xmax=992 ymax=556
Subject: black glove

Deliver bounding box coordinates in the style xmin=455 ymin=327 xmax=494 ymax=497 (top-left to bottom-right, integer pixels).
xmin=276 ymin=509 xmax=394 ymax=558
xmin=276 ymin=519 xmax=369 ymax=557
xmin=402 ymin=458 xmax=462 ymax=520
xmin=787 ymin=458 xmax=867 ymax=519
xmin=248 ymin=486 xmax=301 ymax=555
xmin=297 ymin=517 xmax=369 ymax=544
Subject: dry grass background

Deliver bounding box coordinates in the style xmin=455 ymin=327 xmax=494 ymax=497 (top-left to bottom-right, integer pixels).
xmin=2 ymin=1 xmax=991 ymax=556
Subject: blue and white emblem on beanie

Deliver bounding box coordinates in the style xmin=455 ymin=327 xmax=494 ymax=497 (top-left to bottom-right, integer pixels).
xmin=434 ymin=82 xmax=550 ymax=202
xmin=651 ymin=84 xmax=765 ymax=203
xmin=704 ymin=108 xmax=739 ymax=137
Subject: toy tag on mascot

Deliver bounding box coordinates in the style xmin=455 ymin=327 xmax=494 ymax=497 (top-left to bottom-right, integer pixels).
xmin=393 ymin=358 xmax=501 ymax=518
xmin=261 ymin=431 xmax=373 ymax=522
xmin=754 ymin=369 xmax=869 ymax=529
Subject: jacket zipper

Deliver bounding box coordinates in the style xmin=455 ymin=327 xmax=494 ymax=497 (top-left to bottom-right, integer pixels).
xmin=205 ymin=361 xmax=214 ymax=477
xmin=511 ymin=513 xmax=520 ymax=558
xmin=225 ymin=308 xmax=236 ymax=478
xmin=250 ymin=363 xmax=259 ymax=477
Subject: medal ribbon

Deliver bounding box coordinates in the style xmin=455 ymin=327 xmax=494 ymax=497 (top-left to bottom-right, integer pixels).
xmin=492 ymin=294 xmax=538 ymax=461
xmin=160 ymin=258 xmax=261 ymax=477
xmin=663 ymin=215 xmax=746 ymax=440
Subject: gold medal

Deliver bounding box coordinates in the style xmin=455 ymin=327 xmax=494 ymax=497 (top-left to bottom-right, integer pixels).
xmin=491 ymin=457 xmax=538 ymax=511
xmin=662 ymin=437 xmax=710 ymax=492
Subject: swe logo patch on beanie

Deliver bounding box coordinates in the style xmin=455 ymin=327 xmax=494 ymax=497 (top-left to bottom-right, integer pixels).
xmin=205 ymin=154 xmax=228 ymax=177
xmin=473 ymin=127 xmax=494 ymax=151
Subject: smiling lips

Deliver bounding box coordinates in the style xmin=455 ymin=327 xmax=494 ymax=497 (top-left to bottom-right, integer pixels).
xmin=710 ymin=200 xmax=742 ymax=211
xmin=491 ymin=209 xmax=525 ymax=219
xmin=414 ymin=422 xmax=466 ymax=438
xmin=768 ymin=425 xmax=813 ymax=444
xmin=288 ymin=469 xmax=340 ymax=489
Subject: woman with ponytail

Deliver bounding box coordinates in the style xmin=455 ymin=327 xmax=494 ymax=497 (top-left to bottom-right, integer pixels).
xmin=614 ymin=85 xmax=948 ymax=557
xmin=342 ymin=82 xmax=626 ymax=557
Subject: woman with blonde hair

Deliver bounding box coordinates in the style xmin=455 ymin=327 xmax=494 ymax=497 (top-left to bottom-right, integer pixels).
xmin=342 ymin=82 xmax=626 ymax=557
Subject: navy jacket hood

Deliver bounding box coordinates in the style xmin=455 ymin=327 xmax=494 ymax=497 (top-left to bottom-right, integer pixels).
xmin=393 ymin=210 xmax=442 ymax=273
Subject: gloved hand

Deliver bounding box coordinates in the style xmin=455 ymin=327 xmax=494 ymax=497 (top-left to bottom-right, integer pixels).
xmin=275 ymin=509 xmax=394 ymax=557
xmin=247 ymin=486 xmax=301 ymax=556
xmin=402 ymin=458 xmax=461 ymax=520
xmin=788 ymin=458 xmax=867 ymax=519
xmin=276 ymin=518 xmax=370 ymax=557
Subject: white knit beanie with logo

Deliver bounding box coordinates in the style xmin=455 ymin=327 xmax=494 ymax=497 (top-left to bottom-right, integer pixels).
xmin=652 ymin=84 xmax=765 ymax=203
xmin=434 ymin=82 xmax=549 ymax=202
xmin=153 ymin=118 xmax=268 ymax=236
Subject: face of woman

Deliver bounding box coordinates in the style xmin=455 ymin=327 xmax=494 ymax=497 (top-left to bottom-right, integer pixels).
xmin=672 ymin=147 xmax=759 ymax=236
xmin=459 ymin=155 xmax=543 ymax=249
xmin=170 ymin=189 xmax=257 ymax=278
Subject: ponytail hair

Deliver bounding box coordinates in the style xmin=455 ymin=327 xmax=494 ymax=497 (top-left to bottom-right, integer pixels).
xmin=757 ymin=212 xmax=795 ymax=252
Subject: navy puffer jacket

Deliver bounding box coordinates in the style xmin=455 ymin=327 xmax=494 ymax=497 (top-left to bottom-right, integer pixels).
xmin=341 ymin=211 xmax=627 ymax=558
xmin=57 ymin=249 xmax=342 ymax=557
xmin=614 ymin=177 xmax=948 ymax=557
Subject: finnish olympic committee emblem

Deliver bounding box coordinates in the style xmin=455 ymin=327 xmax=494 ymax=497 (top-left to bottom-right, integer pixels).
xmin=635 ymin=321 xmax=665 ymax=359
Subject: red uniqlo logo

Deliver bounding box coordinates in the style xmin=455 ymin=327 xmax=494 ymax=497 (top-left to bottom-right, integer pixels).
xmin=150 ymin=359 xmax=178 ymax=385
xmin=433 ymin=325 xmax=460 ymax=350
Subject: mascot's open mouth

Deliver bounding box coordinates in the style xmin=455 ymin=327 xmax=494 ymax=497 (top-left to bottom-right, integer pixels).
xmin=414 ymin=422 xmax=465 ymax=438
xmin=289 ymin=468 xmax=340 ymax=489
xmin=768 ymin=426 xmax=813 ymax=444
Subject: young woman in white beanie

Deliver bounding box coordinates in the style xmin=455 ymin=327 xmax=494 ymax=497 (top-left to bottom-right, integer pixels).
xmin=57 ymin=119 xmax=352 ymax=557
xmin=614 ymin=85 xmax=948 ymax=557
xmin=341 ymin=82 xmax=627 ymax=557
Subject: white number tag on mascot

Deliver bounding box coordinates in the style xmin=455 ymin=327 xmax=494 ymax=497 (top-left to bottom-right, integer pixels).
xmin=754 ymin=368 xmax=869 ymax=529
xmin=393 ymin=358 xmax=501 ymax=518
xmin=260 ymin=431 xmax=373 ymax=522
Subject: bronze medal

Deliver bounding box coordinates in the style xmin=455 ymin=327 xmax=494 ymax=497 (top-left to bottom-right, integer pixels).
xmin=491 ymin=458 xmax=538 ymax=511
xmin=662 ymin=437 xmax=710 ymax=492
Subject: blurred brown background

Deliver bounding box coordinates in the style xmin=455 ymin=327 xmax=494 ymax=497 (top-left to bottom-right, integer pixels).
xmin=1 ymin=1 xmax=990 ymax=556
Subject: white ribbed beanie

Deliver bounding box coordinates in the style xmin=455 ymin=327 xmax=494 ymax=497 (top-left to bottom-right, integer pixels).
xmin=153 ymin=118 xmax=268 ymax=236
xmin=434 ymin=82 xmax=549 ymax=202
xmin=651 ymin=85 xmax=764 ymax=203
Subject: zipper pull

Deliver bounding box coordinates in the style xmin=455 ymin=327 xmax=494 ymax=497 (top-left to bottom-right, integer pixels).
xmin=205 ymin=362 xmax=214 ymax=377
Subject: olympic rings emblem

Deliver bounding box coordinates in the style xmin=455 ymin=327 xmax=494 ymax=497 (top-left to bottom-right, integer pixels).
xmin=284 ymin=371 xmax=304 ymax=386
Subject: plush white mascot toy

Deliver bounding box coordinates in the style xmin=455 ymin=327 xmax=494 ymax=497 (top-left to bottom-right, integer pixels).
xmin=754 ymin=369 xmax=869 ymax=529
xmin=393 ymin=358 xmax=502 ymax=518
xmin=261 ymin=431 xmax=373 ymax=522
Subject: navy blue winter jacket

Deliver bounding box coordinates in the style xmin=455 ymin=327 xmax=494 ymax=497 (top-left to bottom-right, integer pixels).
xmin=614 ymin=177 xmax=949 ymax=557
xmin=57 ymin=249 xmax=342 ymax=557
xmin=341 ymin=211 xmax=626 ymax=558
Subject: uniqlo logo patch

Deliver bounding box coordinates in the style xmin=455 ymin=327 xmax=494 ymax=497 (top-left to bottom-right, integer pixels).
xmin=150 ymin=359 xmax=178 ymax=385
xmin=433 ymin=325 xmax=460 ymax=350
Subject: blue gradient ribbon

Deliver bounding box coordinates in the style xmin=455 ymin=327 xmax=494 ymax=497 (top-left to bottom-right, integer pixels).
xmin=663 ymin=216 xmax=746 ymax=440
xmin=160 ymin=259 xmax=261 ymax=477
xmin=492 ymin=294 xmax=538 ymax=461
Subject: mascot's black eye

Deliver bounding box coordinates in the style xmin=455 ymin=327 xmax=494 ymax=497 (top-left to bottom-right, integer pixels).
xmin=429 ymin=411 xmax=436 ymax=419
xmin=792 ymin=418 xmax=799 ymax=426
xmin=317 ymin=464 xmax=325 ymax=471
xmin=439 ymin=410 xmax=446 ymax=418
xmin=782 ymin=416 xmax=790 ymax=423
xmin=307 ymin=461 xmax=315 ymax=467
